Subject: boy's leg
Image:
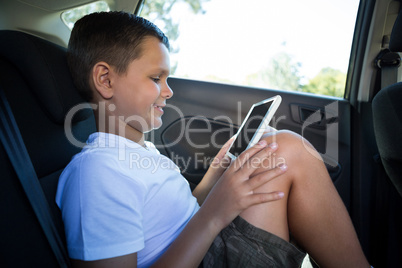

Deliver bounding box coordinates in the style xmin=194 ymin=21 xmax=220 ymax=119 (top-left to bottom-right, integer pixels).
xmin=239 ymin=130 xmax=369 ymax=268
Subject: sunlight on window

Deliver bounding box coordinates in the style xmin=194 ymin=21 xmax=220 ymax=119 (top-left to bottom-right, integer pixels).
xmin=141 ymin=0 xmax=360 ymax=98
xmin=61 ymin=1 xmax=110 ymax=30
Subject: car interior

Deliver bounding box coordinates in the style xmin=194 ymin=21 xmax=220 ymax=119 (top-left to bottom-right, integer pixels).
xmin=0 ymin=0 xmax=401 ymax=267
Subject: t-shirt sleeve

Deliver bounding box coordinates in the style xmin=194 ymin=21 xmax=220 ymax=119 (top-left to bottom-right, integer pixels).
xmin=56 ymin=153 xmax=146 ymax=261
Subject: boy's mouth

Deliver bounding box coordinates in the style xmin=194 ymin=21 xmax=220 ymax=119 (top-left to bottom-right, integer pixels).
xmin=153 ymin=104 xmax=165 ymax=114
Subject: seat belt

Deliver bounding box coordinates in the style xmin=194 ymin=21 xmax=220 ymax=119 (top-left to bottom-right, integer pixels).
xmin=374 ymin=48 xmax=401 ymax=92
xmin=0 ymin=89 xmax=69 ymax=267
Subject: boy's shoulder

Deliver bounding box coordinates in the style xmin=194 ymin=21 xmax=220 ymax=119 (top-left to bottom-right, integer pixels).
xmin=59 ymin=141 xmax=148 ymax=195
xmin=63 ymin=132 xmax=167 ymax=179
xmin=61 ymin=132 xmax=181 ymax=186
xmin=61 ymin=133 xmax=130 ymax=177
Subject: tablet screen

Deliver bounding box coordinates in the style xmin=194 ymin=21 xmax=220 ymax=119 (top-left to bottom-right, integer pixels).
xmin=228 ymin=100 xmax=274 ymax=157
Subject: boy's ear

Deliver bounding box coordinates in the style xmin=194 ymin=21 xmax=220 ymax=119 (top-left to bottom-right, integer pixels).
xmin=92 ymin=62 xmax=114 ymax=100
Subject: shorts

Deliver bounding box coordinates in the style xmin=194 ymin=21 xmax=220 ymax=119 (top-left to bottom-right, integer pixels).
xmin=201 ymin=216 xmax=306 ymax=268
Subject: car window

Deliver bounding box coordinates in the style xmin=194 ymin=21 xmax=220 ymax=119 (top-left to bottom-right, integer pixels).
xmin=61 ymin=1 xmax=110 ymax=30
xmin=140 ymin=0 xmax=360 ymax=98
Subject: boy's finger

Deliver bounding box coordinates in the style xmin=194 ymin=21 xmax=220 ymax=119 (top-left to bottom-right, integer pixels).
xmin=232 ymin=140 xmax=269 ymax=171
xmin=210 ymin=137 xmax=235 ymax=169
xmin=215 ymin=136 xmax=235 ymax=160
xmin=210 ymin=154 xmax=231 ymax=170
xmin=234 ymin=141 xmax=278 ymax=175
xmin=245 ymin=191 xmax=284 ymax=207
xmin=246 ymin=164 xmax=287 ymax=190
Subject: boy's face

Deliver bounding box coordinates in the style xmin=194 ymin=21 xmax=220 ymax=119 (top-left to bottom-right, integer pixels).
xmin=110 ymin=36 xmax=172 ymax=134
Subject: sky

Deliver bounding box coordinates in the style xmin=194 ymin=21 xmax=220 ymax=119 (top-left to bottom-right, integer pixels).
xmin=152 ymin=0 xmax=360 ymax=85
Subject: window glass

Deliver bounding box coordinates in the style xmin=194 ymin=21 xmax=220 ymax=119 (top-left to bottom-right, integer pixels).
xmin=61 ymin=1 xmax=110 ymax=30
xmin=141 ymin=0 xmax=360 ymax=98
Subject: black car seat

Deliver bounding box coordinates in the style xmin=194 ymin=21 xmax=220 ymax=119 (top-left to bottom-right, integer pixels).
xmin=0 ymin=30 xmax=96 ymax=267
xmin=373 ymin=8 xmax=402 ymax=197
xmin=371 ymin=7 xmax=402 ymax=268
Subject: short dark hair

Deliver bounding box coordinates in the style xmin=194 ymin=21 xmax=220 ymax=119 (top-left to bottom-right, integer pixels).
xmin=67 ymin=11 xmax=170 ymax=101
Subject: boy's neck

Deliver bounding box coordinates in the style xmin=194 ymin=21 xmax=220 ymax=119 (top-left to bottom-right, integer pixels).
xmin=94 ymin=108 xmax=146 ymax=147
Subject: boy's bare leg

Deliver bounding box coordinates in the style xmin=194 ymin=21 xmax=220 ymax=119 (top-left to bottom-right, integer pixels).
xmin=239 ymin=130 xmax=369 ymax=268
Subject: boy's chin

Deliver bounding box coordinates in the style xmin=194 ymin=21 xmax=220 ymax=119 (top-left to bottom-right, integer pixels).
xmin=143 ymin=126 xmax=160 ymax=134
xmin=143 ymin=120 xmax=162 ymax=133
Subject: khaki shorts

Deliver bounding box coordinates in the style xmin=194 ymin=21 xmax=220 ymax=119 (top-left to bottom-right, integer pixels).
xmin=201 ymin=216 xmax=306 ymax=268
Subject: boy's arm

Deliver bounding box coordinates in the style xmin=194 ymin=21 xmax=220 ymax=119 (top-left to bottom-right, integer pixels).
xmin=192 ymin=138 xmax=233 ymax=205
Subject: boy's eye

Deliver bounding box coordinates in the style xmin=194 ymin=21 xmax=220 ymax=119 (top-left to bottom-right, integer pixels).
xmin=151 ymin=77 xmax=161 ymax=83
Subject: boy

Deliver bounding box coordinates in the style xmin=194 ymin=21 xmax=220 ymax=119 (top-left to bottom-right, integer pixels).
xmin=56 ymin=11 xmax=370 ymax=267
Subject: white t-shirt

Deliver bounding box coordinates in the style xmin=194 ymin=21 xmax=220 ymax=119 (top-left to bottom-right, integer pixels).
xmin=56 ymin=132 xmax=200 ymax=267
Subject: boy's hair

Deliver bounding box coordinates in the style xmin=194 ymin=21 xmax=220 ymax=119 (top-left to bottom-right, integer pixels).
xmin=67 ymin=11 xmax=170 ymax=101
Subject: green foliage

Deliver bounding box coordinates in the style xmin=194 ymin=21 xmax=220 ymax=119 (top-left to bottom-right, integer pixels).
xmin=245 ymin=52 xmax=302 ymax=91
xmin=302 ymin=67 xmax=346 ymax=97
xmin=265 ymin=52 xmax=302 ymax=91
xmin=142 ymin=0 xmax=209 ymax=49
xmin=142 ymin=0 xmax=180 ymax=46
xmin=141 ymin=0 xmax=209 ymax=74
xmin=245 ymin=53 xmax=346 ymax=97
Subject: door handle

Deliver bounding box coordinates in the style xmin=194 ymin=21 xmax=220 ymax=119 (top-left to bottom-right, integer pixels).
xmin=290 ymin=103 xmax=338 ymax=129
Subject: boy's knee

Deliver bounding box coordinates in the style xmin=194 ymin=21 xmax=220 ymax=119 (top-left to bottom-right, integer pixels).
xmin=261 ymin=129 xmax=322 ymax=167
xmin=262 ymin=129 xmax=308 ymax=151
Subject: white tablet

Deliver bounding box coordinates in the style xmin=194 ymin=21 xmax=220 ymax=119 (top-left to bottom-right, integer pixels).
xmin=226 ymin=95 xmax=282 ymax=159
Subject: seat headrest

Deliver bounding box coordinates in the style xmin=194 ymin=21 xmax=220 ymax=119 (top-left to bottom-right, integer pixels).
xmin=390 ymin=8 xmax=402 ymax=52
xmin=0 ymin=30 xmax=91 ymax=124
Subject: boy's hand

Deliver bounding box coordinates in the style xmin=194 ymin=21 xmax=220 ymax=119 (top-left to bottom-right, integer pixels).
xmin=192 ymin=138 xmax=233 ymax=204
xmin=200 ymin=140 xmax=286 ymax=230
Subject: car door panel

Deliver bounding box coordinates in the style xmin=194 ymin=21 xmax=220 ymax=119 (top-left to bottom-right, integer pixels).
xmin=149 ymin=77 xmax=352 ymax=209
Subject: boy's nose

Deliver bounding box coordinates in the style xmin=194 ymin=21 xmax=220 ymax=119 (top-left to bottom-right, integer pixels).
xmin=162 ymin=82 xmax=174 ymax=99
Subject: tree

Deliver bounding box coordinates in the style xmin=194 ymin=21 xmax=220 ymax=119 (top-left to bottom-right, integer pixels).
xmin=245 ymin=52 xmax=302 ymax=91
xmin=141 ymin=0 xmax=209 ymax=74
xmin=141 ymin=0 xmax=209 ymax=50
xmin=302 ymin=67 xmax=346 ymax=97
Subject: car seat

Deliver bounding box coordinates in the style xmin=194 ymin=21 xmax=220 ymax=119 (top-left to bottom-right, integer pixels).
xmin=373 ymin=8 xmax=402 ymax=197
xmin=0 ymin=30 xmax=96 ymax=267
xmin=371 ymin=7 xmax=402 ymax=268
